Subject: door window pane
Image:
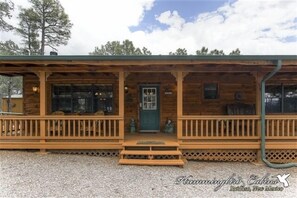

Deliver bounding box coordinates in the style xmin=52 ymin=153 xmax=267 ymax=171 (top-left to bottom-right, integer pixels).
xmin=142 ymin=87 xmax=157 ymax=110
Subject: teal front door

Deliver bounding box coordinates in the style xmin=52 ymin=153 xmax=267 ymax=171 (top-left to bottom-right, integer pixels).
xmin=140 ymin=86 xmax=160 ymax=132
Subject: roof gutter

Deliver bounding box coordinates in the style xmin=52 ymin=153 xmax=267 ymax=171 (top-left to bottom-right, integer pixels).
xmin=261 ymin=59 xmax=297 ymax=168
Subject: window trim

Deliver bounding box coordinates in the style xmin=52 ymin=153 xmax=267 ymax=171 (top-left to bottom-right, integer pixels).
xmin=51 ymin=84 xmax=114 ymax=114
xmin=203 ymin=82 xmax=219 ymax=100
xmin=265 ymin=83 xmax=297 ymax=114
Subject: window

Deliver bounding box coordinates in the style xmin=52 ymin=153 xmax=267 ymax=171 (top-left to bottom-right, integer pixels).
xmin=142 ymin=87 xmax=157 ymax=110
xmin=204 ymin=83 xmax=218 ymax=99
xmin=265 ymin=84 xmax=297 ymax=113
xmin=52 ymin=84 xmax=113 ymax=114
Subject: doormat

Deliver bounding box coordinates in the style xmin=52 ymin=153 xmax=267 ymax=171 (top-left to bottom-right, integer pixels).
xmin=137 ymin=140 xmax=165 ymax=144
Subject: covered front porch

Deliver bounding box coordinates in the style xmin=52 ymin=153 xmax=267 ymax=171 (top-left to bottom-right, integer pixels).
xmin=0 ymin=56 xmax=296 ymax=165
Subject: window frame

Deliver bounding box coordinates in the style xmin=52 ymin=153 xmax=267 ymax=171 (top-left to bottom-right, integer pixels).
xmin=203 ymin=82 xmax=219 ymax=100
xmin=265 ymin=83 xmax=297 ymax=114
xmin=51 ymin=84 xmax=114 ymax=114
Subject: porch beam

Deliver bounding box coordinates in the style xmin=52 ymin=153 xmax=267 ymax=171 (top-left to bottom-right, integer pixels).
xmin=118 ymin=71 xmax=125 ymax=141
xmin=177 ymin=71 xmax=183 ymax=141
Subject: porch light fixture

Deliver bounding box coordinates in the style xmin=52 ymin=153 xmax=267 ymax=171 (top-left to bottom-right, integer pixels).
xmin=124 ymin=86 xmax=129 ymax=93
xmin=32 ymin=86 xmax=40 ymax=93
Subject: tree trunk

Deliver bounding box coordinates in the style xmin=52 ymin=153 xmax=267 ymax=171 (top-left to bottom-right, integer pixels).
xmin=40 ymin=5 xmax=46 ymax=55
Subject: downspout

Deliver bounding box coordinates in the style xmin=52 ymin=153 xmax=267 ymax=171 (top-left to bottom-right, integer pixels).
xmin=261 ymin=59 xmax=297 ymax=168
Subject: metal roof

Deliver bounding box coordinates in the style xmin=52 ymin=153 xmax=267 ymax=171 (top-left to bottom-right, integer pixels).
xmin=0 ymin=55 xmax=297 ymax=62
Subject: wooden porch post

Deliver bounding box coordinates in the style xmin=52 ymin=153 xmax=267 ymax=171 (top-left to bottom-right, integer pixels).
xmin=119 ymin=71 xmax=125 ymax=142
xmin=177 ymin=71 xmax=183 ymax=141
xmin=39 ymin=71 xmax=47 ymax=152
xmin=254 ymin=72 xmax=263 ymax=162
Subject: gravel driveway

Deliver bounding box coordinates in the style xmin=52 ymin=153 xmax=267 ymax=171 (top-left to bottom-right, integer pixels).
xmin=0 ymin=150 xmax=296 ymax=198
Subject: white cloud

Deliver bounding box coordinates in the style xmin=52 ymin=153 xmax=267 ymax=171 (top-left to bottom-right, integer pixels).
xmin=132 ymin=0 xmax=297 ymax=55
xmin=1 ymin=0 xmax=296 ymax=55
xmin=58 ymin=0 xmax=155 ymax=54
xmin=156 ymin=10 xmax=185 ymax=30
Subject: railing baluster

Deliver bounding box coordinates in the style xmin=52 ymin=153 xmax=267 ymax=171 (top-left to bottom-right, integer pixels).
xmin=220 ymin=120 xmax=224 ymax=137
xmin=231 ymin=120 xmax=234 ymax=137
xmin=200 ymin=120 xmax=203 ymax=137
xmin=20 ymin=120 xmax=23 ymax=136
xmin=292 ymin=120 xmax=297 ymax=136
xmin=195 ymin=120 xmax=199 ymax=136
xmin=210 ymin=120 xmax=213 ymax=137
xmin=276 ymin=120 xmax=279 ymax=137
xmin=112 ymin=120 xmax=117 ymax=137
xmin=252 ymin=120 xmax=255 ymax=137
xmin=9 ymin=120 xmax=13 ymax=136
xmin=103 ymin=120 xmax=106 ymax=137
xmin=98 ymin=120 xmax=101 ymax=137
xmin=14 ymin=120 xmax=17 ymax=136
xmin=206 ymin=120 xmax=209 ymax=137
xmin=271 ymin=120 xmax=274 ymax=137
xmin=88 ymin=120 xmax=91 ymax=136
xmin=226 ymin=120 xmax=229 ymax=137
xmin=190 ymin=120 xmax=193 ymax=137
xmin=185 ymin=120 xmax=188 ymax=137
xmin=240 ymin=120 xmax=244 ymax=137
xmin=93 ymin=120 xmax=96 ymax=137
xmin=216 ymin=120 xmax=219 ymax=137
xmin=247 ymin=120 xmax=250 ymax=137
xmin=282 ymin=120 xmax=285 ymax=137
xmin=287 ymin=120 xmax=290 ymax=137
xmin=236 ymin=120 xmax=239 ymax=136
xmin=108 ymin=120 xmax=111 ymax=137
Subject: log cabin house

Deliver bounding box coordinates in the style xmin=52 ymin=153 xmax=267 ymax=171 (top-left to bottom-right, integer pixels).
xmin=0 ymin=55 xmax=296 ymax=167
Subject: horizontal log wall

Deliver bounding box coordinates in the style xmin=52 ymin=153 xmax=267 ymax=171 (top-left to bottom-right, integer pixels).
xmin=183 ymin=73 xmax=256 ymax=115
xmin=23 ymin=74 xmax=40 ymax=115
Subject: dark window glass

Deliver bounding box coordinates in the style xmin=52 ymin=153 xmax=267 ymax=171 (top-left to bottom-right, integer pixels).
xmin=52 ymin=84 xmax=113 ymax=114
xmin=204 ymin=83 xmax=218 ymax=99
xmin=265 ymin=84 xmax=297 ymax=113
xmin=265 ymin=85 xmax=281 ymax=113
xmin=284 ymin=85 xmax=297 ymax=113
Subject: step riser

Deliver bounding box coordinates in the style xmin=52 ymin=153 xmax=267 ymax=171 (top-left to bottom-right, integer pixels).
xmin=120 ymin=142 xmax=186 ymax=167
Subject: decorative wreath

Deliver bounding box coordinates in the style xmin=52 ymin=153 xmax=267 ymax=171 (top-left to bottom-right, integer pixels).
xmin=234 ymin=91 xmax=243 ymax=101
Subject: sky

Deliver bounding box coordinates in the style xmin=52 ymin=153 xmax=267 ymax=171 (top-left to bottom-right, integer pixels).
xmin=1 ymin=0 xmax=297 ymax=55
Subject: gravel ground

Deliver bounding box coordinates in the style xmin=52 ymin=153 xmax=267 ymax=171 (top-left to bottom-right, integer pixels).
xmin=0 ymin=150 xmax=296 ymax=198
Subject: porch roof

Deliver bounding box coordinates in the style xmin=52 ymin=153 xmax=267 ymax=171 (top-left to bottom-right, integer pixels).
xmin=0 ymin=55 xmax=297 ymax=75
xmin=0 ymin=55 xmax=297 ymax=61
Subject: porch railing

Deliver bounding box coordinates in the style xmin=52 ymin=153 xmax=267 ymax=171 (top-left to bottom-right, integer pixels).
xmin=265 ymin=115 xmax=297 ymax=139
xmin=0 ymin=116 xmax=123 ymax=140
xmin=45 ymin=116 xmax=121 ymax=139
xmin=179 ymin=115 xmax=260 ymax=139
xmin=0 ymin=116 xmax=40 ymax=138
xmin=179 ymin=115 xmax=297 ymax=140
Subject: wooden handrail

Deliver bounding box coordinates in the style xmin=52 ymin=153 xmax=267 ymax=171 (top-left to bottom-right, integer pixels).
xmin=179 ymin=115 xmax=260 ymax=120
xmin=0 ymin=115 xmax=124 ymax=120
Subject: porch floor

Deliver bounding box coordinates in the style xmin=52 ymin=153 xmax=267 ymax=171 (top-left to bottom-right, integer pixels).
xmin=124 ymin=132 xmax=177 ymax=144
